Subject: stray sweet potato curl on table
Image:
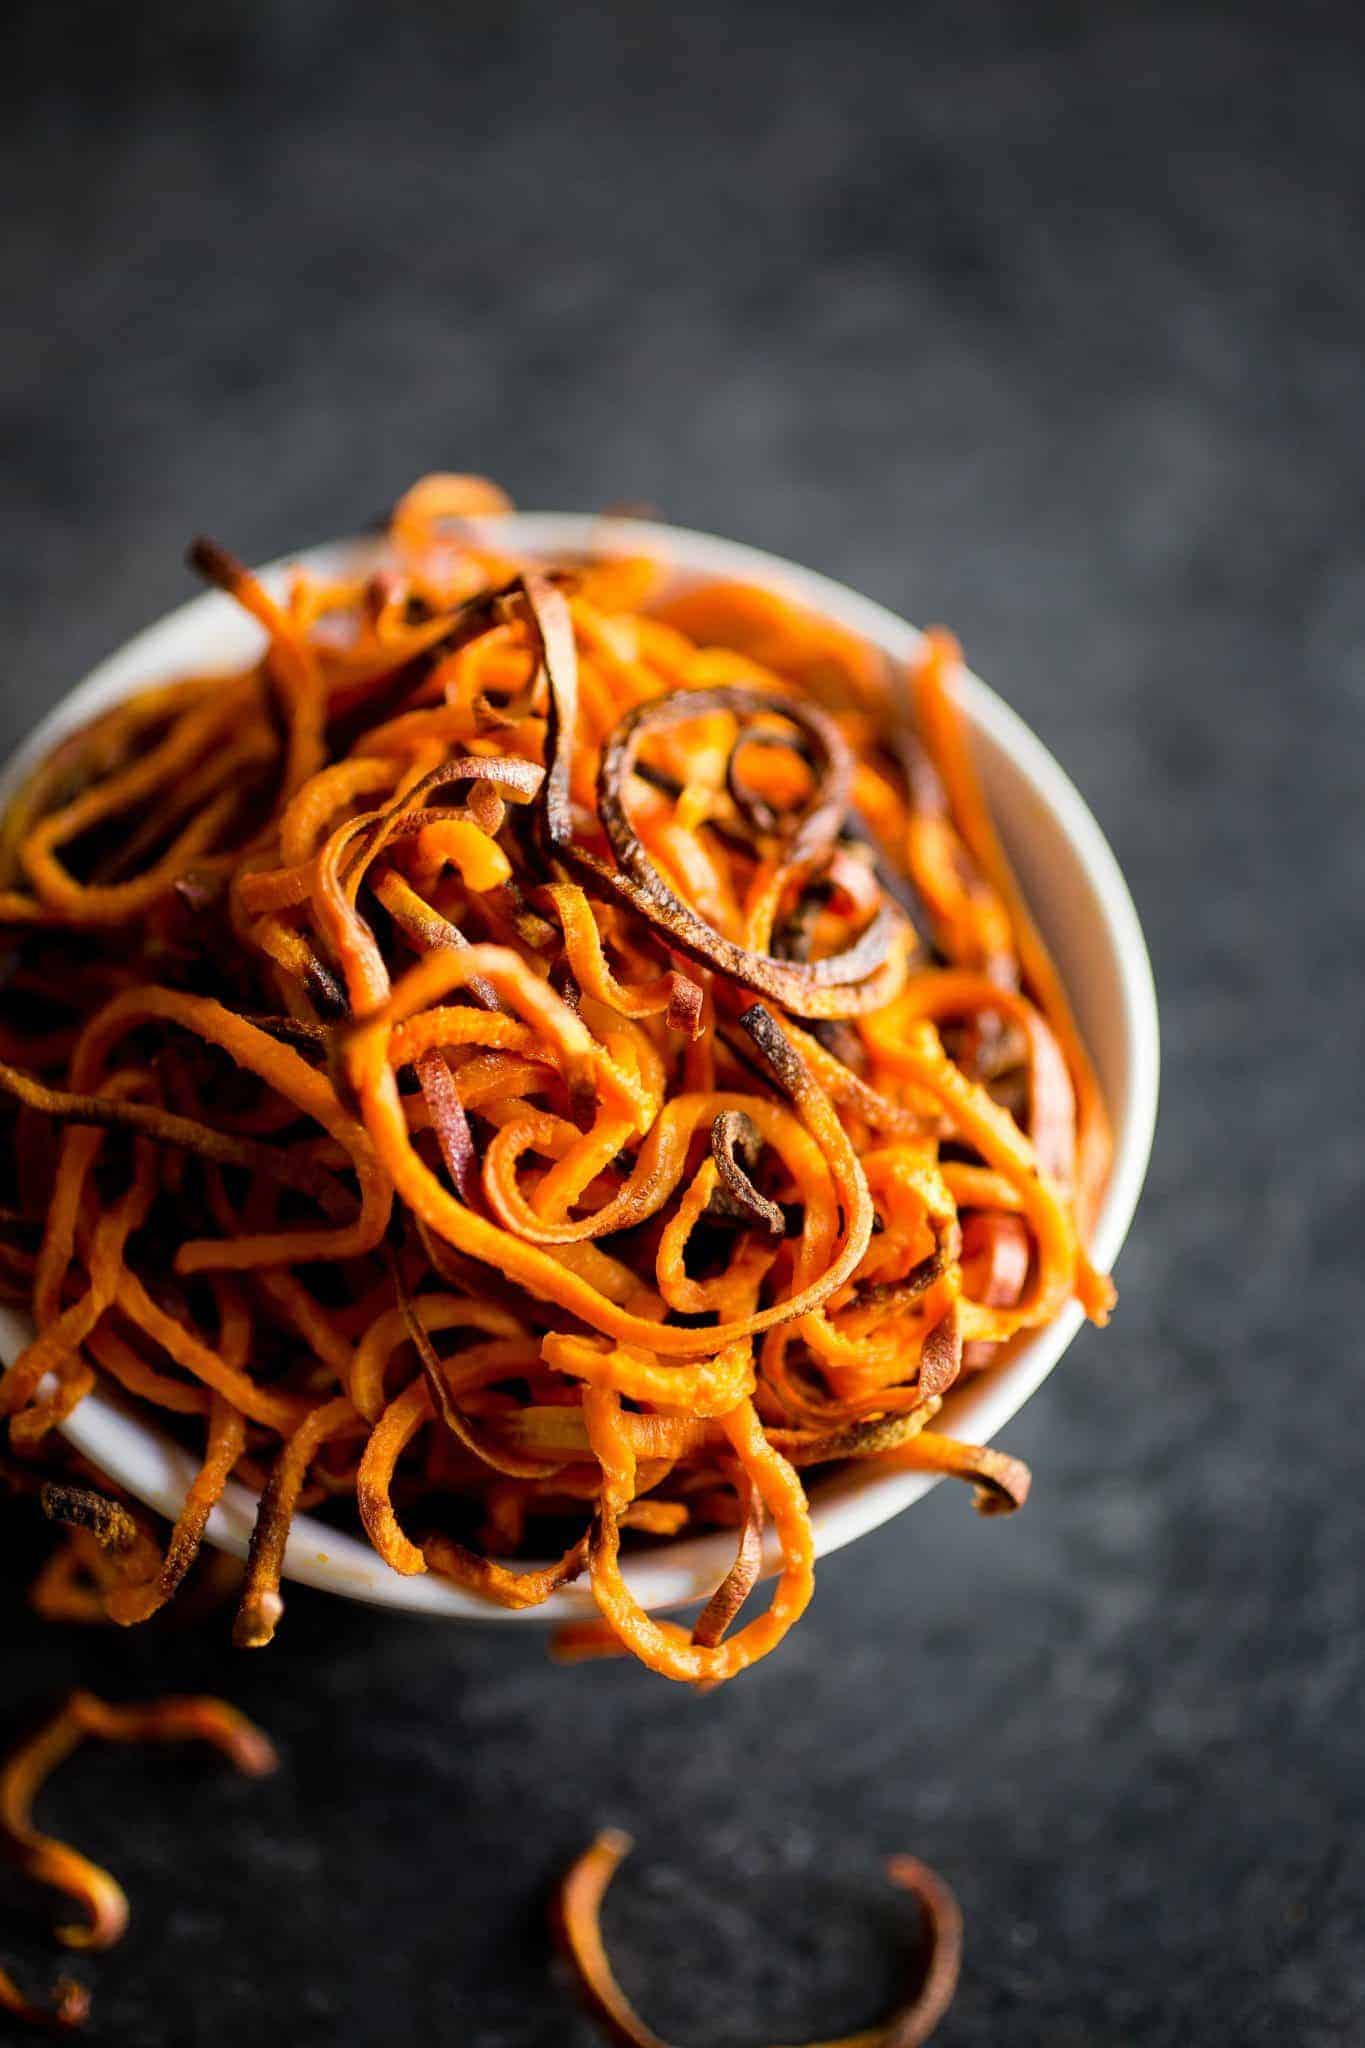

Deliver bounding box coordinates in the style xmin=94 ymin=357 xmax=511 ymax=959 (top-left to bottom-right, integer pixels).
xmin=0 ymin=1690 xmax=275 ymax=2032
xmin=0 ymin=475 xmax=1114 ymax=1681
xmin=556 ymin=1828 xmax=963 ymax=2048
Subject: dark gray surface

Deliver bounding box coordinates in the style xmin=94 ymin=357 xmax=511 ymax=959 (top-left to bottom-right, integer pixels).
xmin=3 ymin=2 xmax=1363 ymax=2041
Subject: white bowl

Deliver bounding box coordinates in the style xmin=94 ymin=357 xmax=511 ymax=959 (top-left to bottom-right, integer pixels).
xmin=0 ymin=516 xmax=1158 ymax=1623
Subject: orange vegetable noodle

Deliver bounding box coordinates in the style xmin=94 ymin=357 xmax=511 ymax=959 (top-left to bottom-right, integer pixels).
xmin=554 ymin=1828 xmax=964 ymax=2047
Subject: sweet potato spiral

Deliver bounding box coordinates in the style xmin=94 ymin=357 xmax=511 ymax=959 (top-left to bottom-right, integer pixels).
xmin=0 ymin=476 xmax=1113 ymax=1681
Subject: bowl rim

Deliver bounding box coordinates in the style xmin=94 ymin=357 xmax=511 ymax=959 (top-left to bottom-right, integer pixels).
xmin=0 ymin=513 xmax=1159 ymax=1622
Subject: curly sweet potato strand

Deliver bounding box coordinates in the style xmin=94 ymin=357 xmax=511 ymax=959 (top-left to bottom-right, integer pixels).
xmin=912 ymin=629 xmax=1111 ymax=1229
xmin=555 ymin=1829 xmax=963 ymax=2048
xmin=0 ymin=1692 xmax=275 ymax=1951
xmin=0 ymin=1963 xmax=90 ymax=2033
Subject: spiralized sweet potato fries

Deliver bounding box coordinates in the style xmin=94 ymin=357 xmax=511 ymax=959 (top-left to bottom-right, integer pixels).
xmin=0 ymin=475 xmax=1114 ymax=1680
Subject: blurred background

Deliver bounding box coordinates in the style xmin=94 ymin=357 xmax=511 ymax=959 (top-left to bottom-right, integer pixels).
xmin=3 ymin=1 xmax=1361 ymax=2042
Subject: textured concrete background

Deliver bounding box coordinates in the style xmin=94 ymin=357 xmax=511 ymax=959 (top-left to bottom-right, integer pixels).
xmin=3 ymin=2 xmax=1363 ymax=2041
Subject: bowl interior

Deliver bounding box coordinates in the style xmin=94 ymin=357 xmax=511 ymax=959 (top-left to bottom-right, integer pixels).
xmin=0 ymin=516 xmax=1158 ymax=1621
